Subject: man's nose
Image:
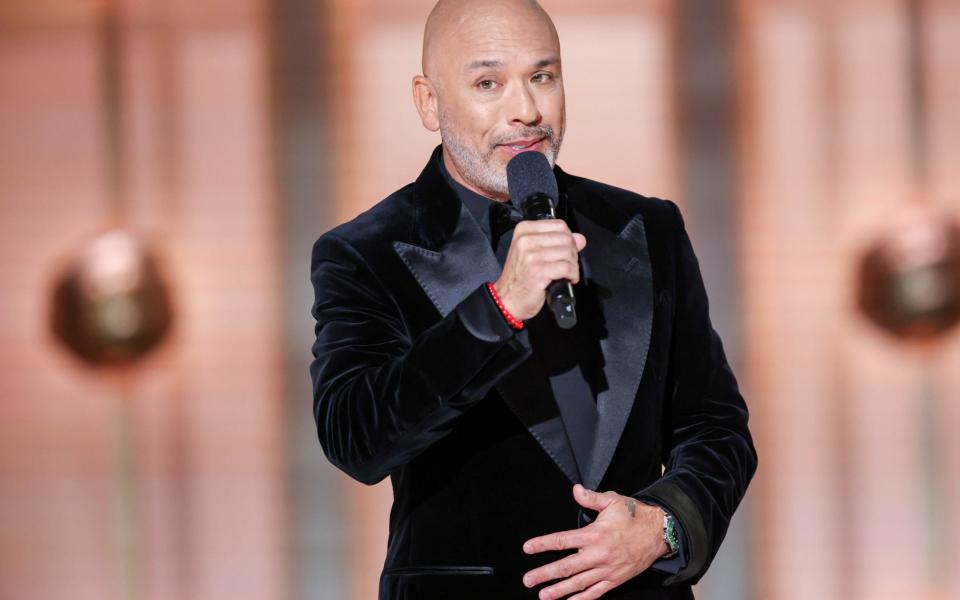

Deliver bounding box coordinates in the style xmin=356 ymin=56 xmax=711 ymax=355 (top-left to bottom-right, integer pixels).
xmin=507 ymin=82 xmax=542 ymax=126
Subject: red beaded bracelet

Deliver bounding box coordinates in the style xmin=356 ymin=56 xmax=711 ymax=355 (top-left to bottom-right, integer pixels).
xmin=486 ymin=282 xmax=524 ymax=331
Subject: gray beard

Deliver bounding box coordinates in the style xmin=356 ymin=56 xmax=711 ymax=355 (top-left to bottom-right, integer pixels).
xmin=438 ymin=114 xmax=562 ymax=198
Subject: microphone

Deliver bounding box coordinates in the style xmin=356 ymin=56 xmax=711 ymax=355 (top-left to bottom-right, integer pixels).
xmin=506 ymin=151 xmax=577 ymax=329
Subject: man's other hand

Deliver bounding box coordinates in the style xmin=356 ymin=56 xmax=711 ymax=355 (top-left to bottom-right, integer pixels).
xmin=521 ymin=484 xmax=669 ymax=600
xmin=493 ymin=219 xmax=586 ymax=321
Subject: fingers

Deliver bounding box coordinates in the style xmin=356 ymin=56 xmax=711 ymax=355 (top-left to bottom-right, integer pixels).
xmin=512 ymin=228 xmax=580 ymax=256
xmin=511 ymin=223 xmax=583 ymax=258
xmin=512 ymin=220 xmax=581 ymax=253
xmin=573 ymin=484 xmax=617 ymax=512
xmin=523 ymin=527 xmax=593 ymax=554
xmin=573 ymin=232 xmax=587 ymax=251
xmin=534 ymin=568 xmax=606 ymax=600
xmin=514 ymin=242 xmax=579 ymax=269
xmin=522 ymin=552 xmax=598 ymax=590
xmin=568 ymin=578 xmax=616 ymax=600
xmin=513 ymin=219 xmax=573 ymax=235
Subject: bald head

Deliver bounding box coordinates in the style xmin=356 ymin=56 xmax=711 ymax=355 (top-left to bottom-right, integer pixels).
xmin=411 ymin=0 xmax=565 ymax=200
xmin=421 ymin=0 xmax=559 ymax=78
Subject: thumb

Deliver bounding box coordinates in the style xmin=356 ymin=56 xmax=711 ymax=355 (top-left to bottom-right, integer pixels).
xmin=573 ymin=484 xmax=615 ymax=511
xmin=573 ymin=233 xmax=587 ymax=252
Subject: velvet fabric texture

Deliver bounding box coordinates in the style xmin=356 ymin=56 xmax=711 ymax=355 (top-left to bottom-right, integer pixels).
xmin=309 ymin=147 xmax=757 ymax=599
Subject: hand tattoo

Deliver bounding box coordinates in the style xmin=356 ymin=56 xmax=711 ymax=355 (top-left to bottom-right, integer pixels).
xmin=624 ymin=498 xmax=637 ymax=518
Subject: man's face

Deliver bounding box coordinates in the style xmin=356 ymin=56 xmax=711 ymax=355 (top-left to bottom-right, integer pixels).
xmin=429 ymin=8 xmax=565 ymax=199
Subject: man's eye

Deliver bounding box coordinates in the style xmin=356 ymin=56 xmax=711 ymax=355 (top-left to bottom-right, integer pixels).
xmin=477 ymin=80 xmax=497 ymax=90
xmin=532 ymin=72 xmax=553 ymax=83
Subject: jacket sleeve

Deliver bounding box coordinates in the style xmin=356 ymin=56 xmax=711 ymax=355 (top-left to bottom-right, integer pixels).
xmin=308 ymin=232 xmax=531 ymax=485
xmin=633 ymin=200 xmax=758 ymax=585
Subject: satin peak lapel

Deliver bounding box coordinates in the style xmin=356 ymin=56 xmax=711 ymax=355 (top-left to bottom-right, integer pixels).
xmin=576 ymin=210 xmax=654 ymax=491
xmin=392 ymin=204 xmax=500 ymax=318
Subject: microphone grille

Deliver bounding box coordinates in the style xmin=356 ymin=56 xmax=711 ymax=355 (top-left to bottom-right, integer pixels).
xmin=506 ymin=151 xmax=559 ymax=212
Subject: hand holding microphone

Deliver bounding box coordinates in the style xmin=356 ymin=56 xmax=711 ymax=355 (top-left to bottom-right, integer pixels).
xmin=492 ymin=152 xmax=585 ymax=328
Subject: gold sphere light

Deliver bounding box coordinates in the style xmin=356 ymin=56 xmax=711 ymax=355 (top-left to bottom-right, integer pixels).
xmin=51 ymin=228 xmax=174 ymax=367
xmin=856 ymin=211 xmax=960 ymax=343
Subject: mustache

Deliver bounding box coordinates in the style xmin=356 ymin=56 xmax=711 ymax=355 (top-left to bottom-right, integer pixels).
xmin=490 ymin=126 xmax=556 ymax=147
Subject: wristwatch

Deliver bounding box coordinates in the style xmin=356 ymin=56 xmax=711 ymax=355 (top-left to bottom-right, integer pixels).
xmin=662 ymin=511 xmax=680 ymax=558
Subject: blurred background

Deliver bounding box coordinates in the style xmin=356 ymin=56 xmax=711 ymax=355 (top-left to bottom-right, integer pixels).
xmin=2 ymin=0 xmax=960 ymax=599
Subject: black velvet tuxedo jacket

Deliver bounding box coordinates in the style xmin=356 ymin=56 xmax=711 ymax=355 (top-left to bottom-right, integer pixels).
xmin=309 ymin=147 xmax=757 ymax=600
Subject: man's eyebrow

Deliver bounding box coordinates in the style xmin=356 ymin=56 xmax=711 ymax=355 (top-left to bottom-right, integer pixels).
xmin=465 ymin=59 xmax=505 ymax=72
xmin=463 ymin=57 xmax=560 ymax=72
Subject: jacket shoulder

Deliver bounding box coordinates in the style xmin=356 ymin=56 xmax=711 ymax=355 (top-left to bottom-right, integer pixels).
xmin=312 ymin=182 xmax=419 ymax=260
xmin=562 ymin=171 xmax=682 ymax=233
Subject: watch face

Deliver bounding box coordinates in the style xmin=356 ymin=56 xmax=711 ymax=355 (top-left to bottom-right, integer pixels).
xmin=664 ymin=514 xmax=680 ymax=553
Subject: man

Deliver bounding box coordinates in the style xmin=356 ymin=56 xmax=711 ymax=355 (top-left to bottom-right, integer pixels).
xmin=309 ymin=0 xmax=757 ymax=598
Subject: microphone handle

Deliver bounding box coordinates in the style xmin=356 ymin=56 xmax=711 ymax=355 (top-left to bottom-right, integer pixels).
xmin=523 ymin=195 xmax=578 ymax=329
xmin=546 ymin=279 xmax=577 ymax=330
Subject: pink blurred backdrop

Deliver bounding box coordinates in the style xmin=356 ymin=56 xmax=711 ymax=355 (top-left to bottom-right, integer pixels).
xmin=1 ymin=1 xmax=959 ymax=600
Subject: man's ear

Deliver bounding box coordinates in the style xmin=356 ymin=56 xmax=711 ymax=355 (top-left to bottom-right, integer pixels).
xmin=412 ymin=75 xmax=440 ymax=132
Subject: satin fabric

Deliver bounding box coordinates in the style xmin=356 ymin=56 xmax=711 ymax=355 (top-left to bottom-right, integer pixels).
xmin=309 ymin=146 xmax=757 ymax=599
